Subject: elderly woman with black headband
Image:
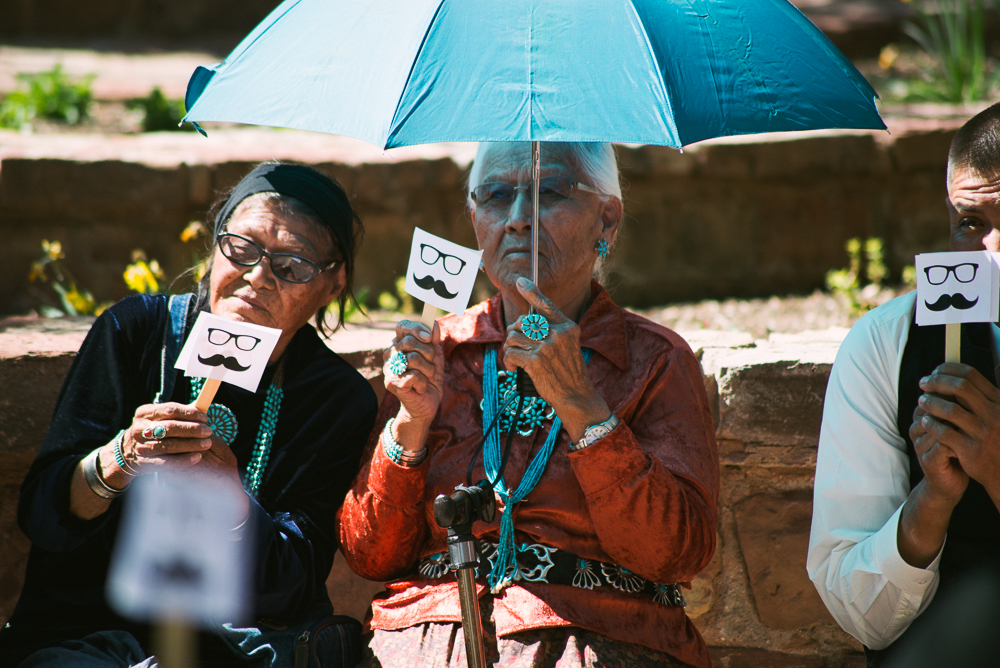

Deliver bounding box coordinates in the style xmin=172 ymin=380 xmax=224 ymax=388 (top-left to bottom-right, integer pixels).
xmin=340 ymin=143 xmax=720 ymax=668
xmin=0 ymin=163 xmax=377 ymax=667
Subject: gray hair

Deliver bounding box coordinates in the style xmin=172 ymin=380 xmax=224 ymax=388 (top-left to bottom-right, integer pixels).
xmin=467 ymin=142 xmax=622 ymax=203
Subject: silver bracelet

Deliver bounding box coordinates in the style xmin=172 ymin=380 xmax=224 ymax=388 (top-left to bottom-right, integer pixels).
xmin=82 ymin=448 xmax=127 ymax=499
xmin=383 ymin=418 xmax=428 ymax=467
xmin=569 ymin=415 xmax=621 ymax=452
xmin=113 ymin=430 xmax=140 ymax=477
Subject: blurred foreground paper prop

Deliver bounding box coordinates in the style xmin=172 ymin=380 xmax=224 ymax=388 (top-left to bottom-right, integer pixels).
xmin=404 ymin=227 xmax=483 ymax=315
xmin=915 ymin=251 xmax=1000 ymax=326
xmin=107 ymin=473 xmax=250 ymax=624
xmin=175 ymin=312 xmax=281 ymax=393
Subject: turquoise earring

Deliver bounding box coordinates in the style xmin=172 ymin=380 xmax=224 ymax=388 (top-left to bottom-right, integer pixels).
xmin=596 ymin=239 xmax=610 ymax=259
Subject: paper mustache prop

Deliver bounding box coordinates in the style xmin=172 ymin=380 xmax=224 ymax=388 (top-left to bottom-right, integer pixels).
xmin=915 ymin=251 xmax=998 ymax=326
xmin=915 ymin=251 xmax=1000 ymax=363
xmin=175 ymin=312 xmax=281 ymax=394
xmin=404 ymin=227 xmax=483 ymax=315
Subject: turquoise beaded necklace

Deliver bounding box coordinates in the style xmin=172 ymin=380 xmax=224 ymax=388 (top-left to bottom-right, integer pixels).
xmin=189 ymin=361 xmax=284 ymax=498
xmin=481 ymin=346 xmax=592 ymax=592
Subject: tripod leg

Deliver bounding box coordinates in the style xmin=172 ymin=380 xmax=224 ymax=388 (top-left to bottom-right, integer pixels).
xmin=456 ymin=567 xmax=487 ymax=668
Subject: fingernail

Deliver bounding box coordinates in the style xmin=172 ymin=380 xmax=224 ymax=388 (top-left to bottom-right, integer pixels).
xmin=918 ymin=395 xmax=926 ymax=405
xmin=417 ymin=329 xmax=431 ymax=342
xmin=922 ymin=416 xmax=931 ymax=425
xmin=516 ymin=277 xmax=529 ymax=288
xmin=919 ymin=376 xmax=930 ymax=385
xmin=202 ymin=438 xmax=213 ymax=449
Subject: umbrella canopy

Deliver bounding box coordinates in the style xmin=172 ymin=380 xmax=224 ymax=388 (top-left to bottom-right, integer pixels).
xmin=184 ymin=0 xmax=885 ymax=148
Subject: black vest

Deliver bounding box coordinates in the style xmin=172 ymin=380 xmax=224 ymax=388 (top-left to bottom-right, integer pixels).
xmin=866 ymin=318 xmax=1000 ymax=666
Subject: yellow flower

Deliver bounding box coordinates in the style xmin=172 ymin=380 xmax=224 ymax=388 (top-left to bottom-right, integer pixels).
xmin=42 ymin=239 xmax=64 ymax=260
xmin=192 ymin=258 xmax=208 ymax=282
xmin=94 ymin=302 xmax=112 ymax=316
xmin=65 ymin=286 xmax=95 ymax=314
xmin=878 ymin=44 xmax=900 ymax=71
xmin=124 ymin=262 xmax=160 ymax=294
xmin=149 ymin=259 xmax=164 ymax=279
xmin=180 ymin=221 xmax=206 ymax=243
xmin=28 ymin=261 xmax=46 ymax=283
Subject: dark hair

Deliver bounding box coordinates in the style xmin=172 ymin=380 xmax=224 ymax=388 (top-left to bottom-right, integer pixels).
xmin=948 ymin=102 xmax=1000 ymax=183
xmin=195 ymin=163 xmax=365 ymax=336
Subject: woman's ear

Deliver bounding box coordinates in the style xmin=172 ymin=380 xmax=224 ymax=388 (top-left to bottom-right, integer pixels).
xmin=324 ymin=264 xmax=347 ymax=303
xmin=599 ymin=197 xmax=623 ymax=246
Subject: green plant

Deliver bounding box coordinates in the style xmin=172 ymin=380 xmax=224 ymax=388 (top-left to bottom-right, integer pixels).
xmin=377 ymin=276 xmax=415 ymax=314
xmin=127 ymin=87 xmax=189 ymax=132
xmin=826 ymin=237 xmax=890 ymax=317
xmin=0 ymin=65 xmax=93 ymax=130
xmin=900 ymin=0 xmax=998 ymax=103
xmin=28 ymin=240 xmax=110 ymax=316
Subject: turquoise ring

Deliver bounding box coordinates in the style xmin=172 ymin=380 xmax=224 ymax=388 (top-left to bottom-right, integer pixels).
xmin=388 ymin=350 xmax=408 ymax=376
xmin=520 ymin=314 xmax=550 ymax=341
xmin=151 ymin=423 xmax=167 ymax=440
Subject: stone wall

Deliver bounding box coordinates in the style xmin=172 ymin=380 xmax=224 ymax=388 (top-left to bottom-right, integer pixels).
xmin=0 ymin=127 xmax=958 ymax=317
xmin=0 ymin=316 xmax=865 ymax=667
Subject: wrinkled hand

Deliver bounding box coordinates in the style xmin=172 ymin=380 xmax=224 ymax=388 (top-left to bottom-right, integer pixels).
xmin=124 ymin=402 xmax=214 ymax=472
xmin=917 ymin=363 xmax=1000 ymax=504
xmin=384 ymin=319 xmax=445 ymax=427
xmin=909 ymin=403 xmax=969 ymax=505
xmin=503 ymin=278 xmax=610 ymax=441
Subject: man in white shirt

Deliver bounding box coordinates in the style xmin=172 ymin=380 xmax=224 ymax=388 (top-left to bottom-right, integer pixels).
xmin=809 ymin=102 xmax=1000 ymax=668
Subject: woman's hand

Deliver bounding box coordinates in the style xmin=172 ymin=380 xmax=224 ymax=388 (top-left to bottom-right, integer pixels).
xmin=115 ymin=403 xmax=214 ymax=480
xmin=503 ymin=277 xmax=611 ymax=442
xmin=383 ymin=319 xmax=444 ymax=451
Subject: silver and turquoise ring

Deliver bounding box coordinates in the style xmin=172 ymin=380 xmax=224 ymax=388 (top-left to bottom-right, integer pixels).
xmin=142 ymin=423 xmax=167 ymax=440
xmin=520 ymin=313 xmax=551 ymax=342
xmin=388 ymin=350 xmax=408 ymax=376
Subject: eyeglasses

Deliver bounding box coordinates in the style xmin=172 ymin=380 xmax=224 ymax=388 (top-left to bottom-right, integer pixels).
xmin=218 ymin=232 xmax=342 ymax=284
xmin=924 ymin=263 xmax=978 ymax=285
xmin=420 ymin=244 xmax=466 ymax=275
xmin=470 ymin=176 xmax=601 ymax=211
xmin=207 ymin=327 xmax=260 ymax=351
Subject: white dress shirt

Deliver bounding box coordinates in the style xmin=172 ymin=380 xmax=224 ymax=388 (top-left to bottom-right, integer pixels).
xmin=808 ymin=291 xmax=943 ymax=649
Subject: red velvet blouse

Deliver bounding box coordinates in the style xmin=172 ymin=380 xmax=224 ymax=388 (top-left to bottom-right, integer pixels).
xmin=339 ymin=283 xmax=720 ymax=668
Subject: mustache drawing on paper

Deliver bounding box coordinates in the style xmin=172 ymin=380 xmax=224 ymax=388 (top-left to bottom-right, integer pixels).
xmin=413 ymin=273 xmax=458 ymax=299
xmin=924 ymin=293 xmax=980 ymax=312
xmin=197 ymin=354 xmax=252 ymax=371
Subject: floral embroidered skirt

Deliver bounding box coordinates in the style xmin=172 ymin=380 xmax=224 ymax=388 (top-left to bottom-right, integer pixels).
xmin=358 ymin=599 xmax=691 ymax=668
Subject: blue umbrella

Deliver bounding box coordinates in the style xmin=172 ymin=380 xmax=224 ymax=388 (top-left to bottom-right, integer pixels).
xmin=183 ymin=0 xmax=885 ymax=148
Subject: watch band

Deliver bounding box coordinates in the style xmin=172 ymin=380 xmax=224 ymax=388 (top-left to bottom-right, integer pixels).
xmin=570 ymin=414 xmax=620 ymax=452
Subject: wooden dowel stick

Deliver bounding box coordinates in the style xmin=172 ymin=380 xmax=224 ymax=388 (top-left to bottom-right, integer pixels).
xmin=420 ymin=301 xmax=438 ymax=329
xmin=945 ymin=322 xmax=961 ymax=363
xmin=155 ymin=618 xmax=195 ymax=668
xmin=193 ymin=377 xmax=221 ymax=412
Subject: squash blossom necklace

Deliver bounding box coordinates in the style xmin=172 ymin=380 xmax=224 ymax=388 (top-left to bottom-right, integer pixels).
xmin=189 ymin=359 xmax=285 ymax=498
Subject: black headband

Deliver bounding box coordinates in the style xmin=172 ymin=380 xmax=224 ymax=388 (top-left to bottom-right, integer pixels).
xmin=214 ymin=164 xmax=354 ymax=263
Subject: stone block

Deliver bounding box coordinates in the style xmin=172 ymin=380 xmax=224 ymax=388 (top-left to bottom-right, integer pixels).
xmin=890 ymin=129 xmax=955 ymax=174
xmin=0 ymin=317 xmax=90 ymax=455
xmin=0 ymin=482 xmax=30 ymax=630
xmin=326 ymin=551 xmax=384 ymax=622
xmin=734 ymin=492 xmax=832 ymax=631
xmin=0 ymin=159 xmax=187 ymax=219
xmin=709 ymin=648 xmax=825 ymax=668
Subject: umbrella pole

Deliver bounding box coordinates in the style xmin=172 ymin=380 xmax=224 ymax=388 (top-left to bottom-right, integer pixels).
xmin=517 ymin=140 xmax=542 ymax=399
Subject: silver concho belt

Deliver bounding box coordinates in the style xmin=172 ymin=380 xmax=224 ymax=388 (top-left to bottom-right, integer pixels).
xmin=417 ymin=540 xmax=686 ymax=607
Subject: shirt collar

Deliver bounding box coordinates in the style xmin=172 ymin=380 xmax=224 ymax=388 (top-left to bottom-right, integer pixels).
xmin=442 ymin=280 xmax=630 ymax=371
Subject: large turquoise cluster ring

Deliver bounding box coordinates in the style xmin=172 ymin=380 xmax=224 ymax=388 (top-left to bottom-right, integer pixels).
xmin=388 ymin=350 xmax=408 ymax=376
xmin=206 ymin=404 xmax=238 ymax=445
xmin=520 ymin=314 xmax=550 ymax=342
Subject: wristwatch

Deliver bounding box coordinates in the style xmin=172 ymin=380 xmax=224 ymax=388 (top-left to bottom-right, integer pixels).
xmin=570 ymin=415 xmax=620 ymax=452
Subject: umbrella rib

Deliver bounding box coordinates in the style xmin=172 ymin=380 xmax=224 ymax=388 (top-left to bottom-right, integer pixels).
xmin=624 ymin=0 xmax=680 ymax=146
xmin=387 ymin=0 xmax=449 ymax=146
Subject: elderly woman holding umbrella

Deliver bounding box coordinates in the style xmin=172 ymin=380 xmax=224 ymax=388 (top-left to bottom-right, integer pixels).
xmin=341 ymin=142 xmax=720 ymax=668
xmin=0 ymin=163 xmax=377 ymax=667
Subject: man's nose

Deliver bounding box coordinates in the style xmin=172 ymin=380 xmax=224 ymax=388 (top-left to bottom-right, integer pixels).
xmin=983 ymin=228 xmax=1000 ymax=253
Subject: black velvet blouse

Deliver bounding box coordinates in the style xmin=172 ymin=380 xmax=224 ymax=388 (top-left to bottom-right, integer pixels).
xmin=0 ymin=294 xmax=378 ymax=666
